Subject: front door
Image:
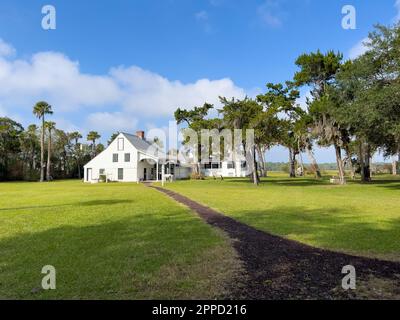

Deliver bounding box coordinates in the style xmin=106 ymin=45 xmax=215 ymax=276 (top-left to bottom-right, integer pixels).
xmin=86 ymin=168 xmax=92 ymax=181
xmin=143 ymin=168 xmax=147 ymax=181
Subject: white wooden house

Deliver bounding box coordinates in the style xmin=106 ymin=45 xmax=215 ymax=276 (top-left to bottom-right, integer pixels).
xmin=199 ymin=161 xmax=247 ymax=178
xmin=83 ymin=131 xmax=191 ymax=183
xmin=83 ymin=130 xmax=248 ymax=183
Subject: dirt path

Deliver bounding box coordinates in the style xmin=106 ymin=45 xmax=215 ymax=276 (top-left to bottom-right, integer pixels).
xmin=150 ymin=186 xmax=400 ymax=300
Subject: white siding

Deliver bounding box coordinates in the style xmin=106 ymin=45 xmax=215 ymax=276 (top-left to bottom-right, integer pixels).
xmin=84 ymin=133 xmax=139 ymax=183
xmin=201 ymin=161 xmax=247 ymax=178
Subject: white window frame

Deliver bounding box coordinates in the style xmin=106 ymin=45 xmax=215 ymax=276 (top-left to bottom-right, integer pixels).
xmin=117 ymin=138 xmax=124 ymax=151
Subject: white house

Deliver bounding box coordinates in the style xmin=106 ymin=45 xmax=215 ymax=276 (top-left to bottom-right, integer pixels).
xmin=83 ymin=131 xmax=191 ymax=183
xmin=199 ymin=161 xmax=247 ymax=178
xmin=83 ymin=130 xmax=249 ymax=183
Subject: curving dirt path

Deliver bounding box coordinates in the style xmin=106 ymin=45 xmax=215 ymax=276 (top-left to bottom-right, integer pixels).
xmin=150 ymin=186 xmax=400 ymax=300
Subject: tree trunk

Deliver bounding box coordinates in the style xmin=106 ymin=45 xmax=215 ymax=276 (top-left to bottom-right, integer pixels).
xmin=334 ymin=144 xmax=346 ymax=185
xmin=397 ymin=152 xmax=400 ymax=175
xmin=77 ymin=159 xmax=81 ymax=179
xmin=359 ymin=141 xmax=365 ymax=182
xmin=92 ymin=141 xmax=96 ymax=159
xmin=305 ymin=145 xmax=322 ymax=179
xmin=350 ymin=160 xmax=356 ymax=180
xmin=289 ymin=148 xmax=296 ymax=178
xmin=364 ymin=144 xmax=371 ymax=182
xmin=252 ymin=145 xmax=259 ymax=185
xmin=256 ymin=145 xmax=267 ymax=177
xmin=40 ymin=117 xmax=45 ymax=182
xmin=297 ymin=142 xmax=304 ymax=177
xmin=46 ymin=130 xmax=51 ymax=181
xmin=248 ymin=145 xmax=259 ymax=185
xmin=359 ymin=141 xmax=371 ymax=183
xmin=263 ymin=147 xmax=268 ymax=177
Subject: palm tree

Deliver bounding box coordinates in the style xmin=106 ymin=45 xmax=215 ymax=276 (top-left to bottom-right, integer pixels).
xmin=87 ymin=131 xmax=101 ymax=158
xmin=70 ymin=131 xmax=83 ymax=179
xmin=33 ymin=101 xmax=53 ymax=182
xmin=44 ymin=121 xmax=56 ymax=181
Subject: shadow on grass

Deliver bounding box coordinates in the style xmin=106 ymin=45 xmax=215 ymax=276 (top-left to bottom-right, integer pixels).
xmin=234 ymin=205 xmax=400 ymax=256
xmin=0 ymin=211 xmax=225 ymax=299
xmin=373 ymin=180 xmax=400 ymax=190
xmin=224 ymin=176 xmax=400 ymax=189
xmin=0 ymin=199 xmax=135 ymax=211
xmin=224 ymin=177 xmax=329 ymax=187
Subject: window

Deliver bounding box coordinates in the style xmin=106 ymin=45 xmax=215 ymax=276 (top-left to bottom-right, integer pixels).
xmin=117 ymin=138 xmax=124 ymax=151
xmin=211 ymin=163 xmax=220 ymax=169
xmin=99 ymin=169 xmax=105 ymax=175
xmin=203 ymin=163 xmax=212 ymax=169
xmin=113 ymin=154 xmax=118 ymax=162
xmin=124 ymin=153 xmax=130 ymax=162
xmin=118 ymin=168 xmax=124 ymax=180
xmin=227 ymin=161 xmax=235 ymax=169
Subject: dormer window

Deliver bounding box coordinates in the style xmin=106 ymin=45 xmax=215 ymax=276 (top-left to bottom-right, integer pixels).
xmin=117 ymin=138 xmax=124 ymax=151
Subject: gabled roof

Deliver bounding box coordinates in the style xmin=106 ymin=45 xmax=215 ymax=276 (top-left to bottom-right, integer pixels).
xmin=121 ymin=132 xmax=164 ymax=159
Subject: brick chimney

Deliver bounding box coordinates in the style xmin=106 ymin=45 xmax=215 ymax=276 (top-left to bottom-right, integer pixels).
xmin=136 ymin=131 xmax=145 ymax=140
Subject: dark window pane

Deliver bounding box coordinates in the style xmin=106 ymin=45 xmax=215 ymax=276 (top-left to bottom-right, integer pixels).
xmin=118 ymin=168 xmax=123 ymax=180
xmin=125 ymin=153 xmax=130 ymax=162
xmin=212 ymin=163 xmax=219 ymax=169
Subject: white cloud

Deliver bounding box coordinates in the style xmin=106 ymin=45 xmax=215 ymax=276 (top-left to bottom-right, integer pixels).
xmin=195 ymin=10 xmax=213 ymax=33
xmin=86 ymin=112 xmax=138 ymax=133
xmin=348 ymin=1 xmax=400 ymax=60
xmin=110 ymin=66 xmax=246 ymax=116
xmin=0 ymin=50 xmax=121 ymax=111
xmin=0 ymin=39 xmax=15 ymax=57
xmin=195 ymin=10 xmax=208 ymax=21
xmin=257 ymin=0 xmax=283 ymax=28
xmin=348 ymin=37 xmax=370 ymax=60
xmin=394 ymin=0 xmax=400 ymax=22
xmin=0 ymin=39 xmax=247 ymax=127
xmin=52 ymin=117 xmax=83 ymax=133
xmin=296 ymin=91 xmax=312 ymax=110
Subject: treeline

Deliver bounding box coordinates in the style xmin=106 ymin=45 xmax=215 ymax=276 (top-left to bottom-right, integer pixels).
xmin=175 ymin=23 xmax=400 ymax=185
xmin=266 ymin=162 xmax=395 ymax=174
xmin=0 ymin=102 xmax=105 ymax=181
xmin=266 ymin=162 xmax=342 ymax=172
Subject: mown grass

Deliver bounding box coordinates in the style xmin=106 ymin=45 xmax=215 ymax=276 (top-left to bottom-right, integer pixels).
xmin=0 ymin=181 xmax=240 ymax=299
xmin=165 ymin=173 xmax=400 ymax=261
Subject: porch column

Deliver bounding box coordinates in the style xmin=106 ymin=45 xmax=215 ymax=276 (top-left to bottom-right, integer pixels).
xmin=161 ymin=164 xmax=165 ymax=187
xmin=156 ymin=162 xmax=159 ymax=182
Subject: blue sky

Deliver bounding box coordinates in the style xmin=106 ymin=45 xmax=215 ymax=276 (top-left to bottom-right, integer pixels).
xmin=0 ymin=0 xmax=399 ymax=162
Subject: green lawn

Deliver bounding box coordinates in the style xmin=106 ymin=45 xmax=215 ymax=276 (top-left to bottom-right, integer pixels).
xmin=0 ymin=181 xmax=239 ymax=299
xmin=165 ymin=173 xmax=400 ymax=261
